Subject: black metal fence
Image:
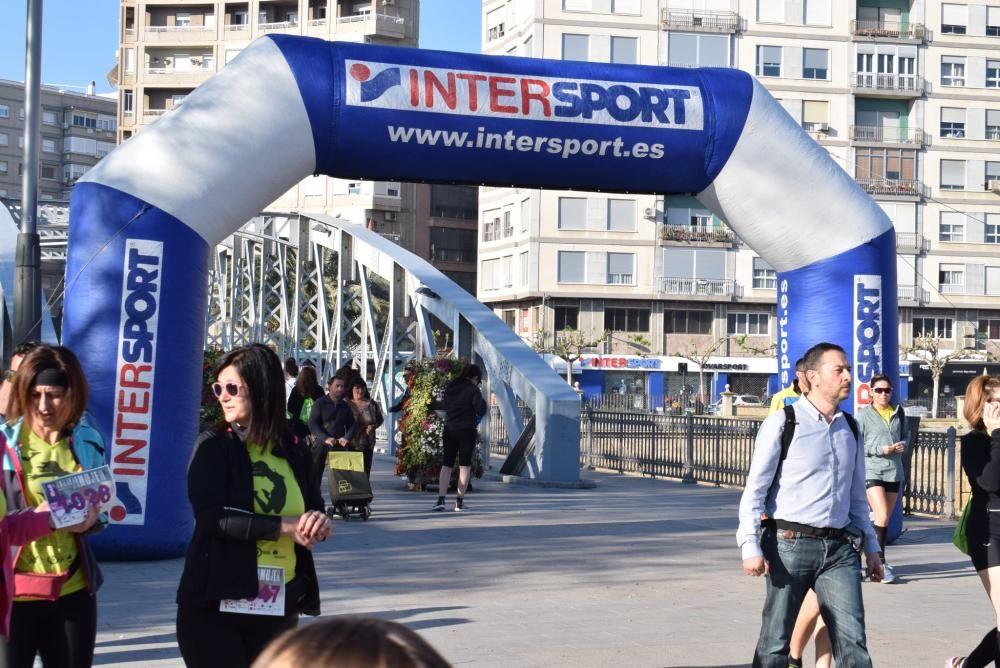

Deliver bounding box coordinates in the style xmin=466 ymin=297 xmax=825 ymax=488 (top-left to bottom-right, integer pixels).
xmin=485 ymin=406 xmax=958 ymax=518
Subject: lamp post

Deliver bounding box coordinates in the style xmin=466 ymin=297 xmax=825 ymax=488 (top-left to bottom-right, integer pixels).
xmin=14 ymin=0 xmax=43 ymax=344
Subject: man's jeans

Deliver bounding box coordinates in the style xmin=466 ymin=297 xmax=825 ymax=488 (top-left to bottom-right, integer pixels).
xmin=752 ymin=529 xmax=873 ymax=668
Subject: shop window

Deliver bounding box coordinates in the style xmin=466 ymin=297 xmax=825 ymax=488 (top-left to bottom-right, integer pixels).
xmin=605 ymin=307 xmax=650 ymax=332
xmin=554 ymin=305 xmax=579 ymax=331
xmin=664 ymin=310 xmax=712 ymax=334
xmin=913 ymin=317 xmax=952 ymax=339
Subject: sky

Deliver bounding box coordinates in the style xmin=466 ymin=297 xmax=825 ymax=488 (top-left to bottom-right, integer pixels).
xmin=0 ymin=0 xmax=482 ymax=94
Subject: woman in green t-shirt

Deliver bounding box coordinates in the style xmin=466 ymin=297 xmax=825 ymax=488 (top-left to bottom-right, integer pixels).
xmin=176 ymin=344 xmax=331 ymax=668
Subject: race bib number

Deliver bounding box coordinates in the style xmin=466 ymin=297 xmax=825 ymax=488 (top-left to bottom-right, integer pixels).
xmin=41 ymin=465 xmax=116 ymax=530
xmin=219 ymin=567 xmax=285 ymax=616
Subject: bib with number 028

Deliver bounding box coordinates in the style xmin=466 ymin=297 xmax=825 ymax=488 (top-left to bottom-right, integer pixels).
xmin=219 ymin=566 xmax=285 ymax=616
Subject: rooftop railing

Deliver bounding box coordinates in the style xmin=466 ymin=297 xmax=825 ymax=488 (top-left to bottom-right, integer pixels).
xmin=661 ymin=8 xmax=740 ymax=33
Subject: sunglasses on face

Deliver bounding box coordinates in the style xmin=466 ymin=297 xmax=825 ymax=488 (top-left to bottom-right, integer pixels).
xmin=873 ymin=387 xmax=892 ymax=395
xmin=211 ymin=382 xmax=244 ymax=398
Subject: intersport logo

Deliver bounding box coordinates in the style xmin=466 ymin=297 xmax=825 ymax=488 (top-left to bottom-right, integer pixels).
xmin=345 ymin=60 xmax=704 ymax=130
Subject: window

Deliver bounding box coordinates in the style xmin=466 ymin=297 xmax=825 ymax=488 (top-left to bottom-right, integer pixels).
xmin=939 ymin=211 xmax=965 ymax=242
xmin=855 ymin=147 xmax=916 ymax=182
xmin=728 ymin=312 xmax=770 ymax=336
xmin=980 ymin=319 xmax=1000 ymax=341
xmin=607 ymin=253 xmax=634 ymax=285
xmin=0 ymin=161 xmax=6 ymax=174
xmin=42 ymin=111 xmax=56 ymax=125
xmin=803 ymin=49 xmax=828 ymax=80
xmin=605 ymin=307 xmax=650 ymax=332
xmin=940 ymin=107 xmax=965 ymax=138
xmin=610 ymin=37 xmax=637 ymax=65
xmin=520 ymin=198 xmax=530 ymax=233
xmin=0 ymin=133 xmax=6 ymax=147
xmin=558 ymin=251 xmax=586 ymax=283
xmin=914 ymin=317 xmax=953 ymax=339
xmin=519 ymin=251 xmax=529 ymax=286
xmin=756 ymin=46 xmax=781 ymax=77
xmin=123 ymin=90 xmax=134 ymax=114
xmin=986 ymin=215 xmax=1000 ymax=244
xmin=990 ymin=7 xmax=1000 ymax=36
xmin=803 ymin=0 xmax=830 ymax=26
xmin=430 ymin=227 xmax=476 ymax=263
xmin=501 ymin=310 xmax=516 ymax=328
xmin=667 ymin=33 xmax=729 ymax=69
xmin=988 ymin=162 xmax=1000 ymax=191
xmin=482 ymin=215 xmax=500 ymax=242
xmin=941 ymin=4 xmax=968 ymax=34
xmin=501 ymin=255 xmax=512 ymax=287
xmin=942 ymin=56 xmax=966 ymax=87
xmin=940 ymin=160 xmax=966 ymax=190
xmin=939 ymin=265 xmax=965 ymax=292
xmin=564 ymin=0 xmax=592 ymax=11
xmin=690 ymin=212 xmax=711 ymax=231
xmin=988 ymin=110 xmax=1000 ymax=141
xmin=802 ymin=101 xmax=828 ymax=132
xmin=0 ymin=105 xmax=8 ymax=118
xmin=989 ymin=267 xmax=1000 ymax=296
xmin=430 ymin=184 xmax=476 ymax=220
xmin=607 ymin=199 xmax=635 ymax=232
xmin=175 ymin=12 xmax=191 ymax=27
xmin=41 ymin=139 xmax=55 ymax=153
xmin=757 ymin=0 xmax=784 ymax=23
xmin=40 ymin=165 xmax=55 ymax=180
xmin=502 ymin=211 xmax=513 ymax=238
xmin=664 ymin=310 xmax=712 ymax=334
xmin=72 ymin=114 xmax=97 ymax=129
xmin=562 ymin=34 xmax=589 ymax=61
xmin=752 ymin=257 xmax=777 ymax=289
xmin=480 ymin=258 xmax=499 ymax=290
xmin=989 ymin=61 xmax=1000 ymax=89
xmin=554 ymin=305 xmax=579 ymax=331
xmin=558 ymin=197 xmax=586 ymax=230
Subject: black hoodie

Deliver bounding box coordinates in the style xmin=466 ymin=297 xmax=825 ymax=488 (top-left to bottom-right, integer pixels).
xmin=433 ymin=378 xmax=487 ymax=431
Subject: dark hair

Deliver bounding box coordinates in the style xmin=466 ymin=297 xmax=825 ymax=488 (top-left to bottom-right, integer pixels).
xmin=460 ymin=364 xmax=482 ymax=381
xmin=295 ymin=366 xmax=321 ymax=399
xmin=965 ymin=375 xmax=1000 ymax=431
xmin=251 ymin=616 xmax=452 ymax=668
xmin=284 ymin=357 xmax=299 ymax=379
xmin=7 ymin=345 xmax=88 ymax=431
xmin=870 ymin=374 xmax=892 ymax=389
xmin=214 ymin=344 xmax=288 ymax=447
xmin=801 ymin=342 xmax=847 ymax=372
xmin=12 ymin=341 xmax=40 ymax=360
xmin=328 ymin=370 xmax=352 ymax=387
xmin=351 ymin=379 xmax=370 ymax=399
xmin=794 ymin=357 xmax=806 ymax=372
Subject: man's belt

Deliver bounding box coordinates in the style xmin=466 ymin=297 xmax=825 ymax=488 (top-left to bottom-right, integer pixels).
xmin=764 ymin=518 xmax=851 ymax=540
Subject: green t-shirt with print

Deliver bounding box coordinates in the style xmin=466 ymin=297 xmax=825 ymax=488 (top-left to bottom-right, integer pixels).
xmin=249 ymin=443 xmax=304 ymax=583
xmin=15 ymin=428 xmax=87 ymax=599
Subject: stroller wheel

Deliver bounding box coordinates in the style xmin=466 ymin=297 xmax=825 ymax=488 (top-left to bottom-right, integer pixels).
xmin=360 ymin=505 xmax=370 ymax=520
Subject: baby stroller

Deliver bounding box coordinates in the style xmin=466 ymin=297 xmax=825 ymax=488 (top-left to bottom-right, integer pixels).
xmin=326 ymin=449 xmax=373 ymax=520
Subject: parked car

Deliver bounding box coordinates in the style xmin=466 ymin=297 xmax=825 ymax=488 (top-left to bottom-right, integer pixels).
xmin=733 ymin=394 xmax=763 ymax=406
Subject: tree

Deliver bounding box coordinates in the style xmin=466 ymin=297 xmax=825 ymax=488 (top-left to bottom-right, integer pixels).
xmin=673 ymin=335 xmax=730 ymax=403
xmin=534 ymin=328 xmax=610 ymax=384
xmin=901 ymin=335 xmax=973 ymax=418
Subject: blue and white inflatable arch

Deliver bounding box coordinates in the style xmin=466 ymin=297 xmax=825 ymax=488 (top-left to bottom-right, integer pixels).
xmin=63 ymin=36 xmax=896 ymax=557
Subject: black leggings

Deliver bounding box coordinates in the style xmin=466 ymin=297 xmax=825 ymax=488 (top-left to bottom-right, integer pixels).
xmin=8 ymin=589 xmax=97 ymax=668
xmin=176 ymin=602 xmax=298 ymax=668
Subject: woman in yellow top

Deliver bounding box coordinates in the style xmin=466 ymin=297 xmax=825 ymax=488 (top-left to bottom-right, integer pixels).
xmin=859 ymin=373 xmax=910 ymax=585
xmin=176 ymin=344 xmax=331 ymax=668
xmin=1 ymin=345 xmax=107 ymax=668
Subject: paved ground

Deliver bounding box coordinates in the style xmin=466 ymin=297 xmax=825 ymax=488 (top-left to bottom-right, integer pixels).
xmin=91 ymin=452 xmax=982 ymax=667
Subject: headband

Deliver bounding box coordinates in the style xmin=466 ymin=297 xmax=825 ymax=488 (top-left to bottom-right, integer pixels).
xmin=33 ymin=367 xmax=69 ymax=388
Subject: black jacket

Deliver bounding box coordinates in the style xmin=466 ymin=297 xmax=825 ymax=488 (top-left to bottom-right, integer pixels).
xmin=972 ymin=428 xmax=1000 ymax=537
xmin=287 ymin=386 xmax=324 ymax=438
xmin=308 ymin=395 xmax=356 ymax=445
xmin=176 ymin=425 xmax=324 ymax=615
xmin=433 ymin=378 xmax=487 ymax=431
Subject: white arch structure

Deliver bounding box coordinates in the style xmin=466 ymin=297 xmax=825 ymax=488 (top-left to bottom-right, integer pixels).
xmin=63 ymin=37 xmax=896 ymax=557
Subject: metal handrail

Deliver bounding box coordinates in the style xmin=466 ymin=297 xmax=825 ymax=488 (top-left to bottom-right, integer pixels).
xmin=849 ymin=125 xmax=924 ymax=144
xmin=850 ymin=19 xmax=926 ymax=40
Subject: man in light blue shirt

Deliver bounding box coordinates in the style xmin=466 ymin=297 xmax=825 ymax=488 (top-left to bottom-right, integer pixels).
xmin=737 ymin=342 xmax=883 ymax=668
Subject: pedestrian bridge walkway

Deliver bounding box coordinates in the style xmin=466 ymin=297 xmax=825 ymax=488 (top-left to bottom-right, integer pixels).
xmin=95 ymin=453 xmax=973 ymax=667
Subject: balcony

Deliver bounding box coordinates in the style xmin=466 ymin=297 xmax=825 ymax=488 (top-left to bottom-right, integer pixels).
xmin=940 ymin=284 xmax=965 ymax=295
xmin=896 ymin=232 xmax=929 ymax=253
xmin=850 ymin=19 xmax=925 ymax=41
xmin=849 ymin=125 xmax=925 ymax=147
xmin=898 ymin=285 xmax=929 ymax=304
xmin=659 ymin=224 xmax=734 ymax=245
xmin=143 ymin=109 xmax=168 ymax=117
xmin=335 ymin=13 xmax=406 ymax=39
xmin=851 ymin=72 xmax=924 ymax=97
xmin=657 ymin=277 xmax=740 ymax=298
xmin=259 ymin=20 xmax=299 ymax=33
xmin=143 ymin=23 xmax=216 ymax=42
xmin=661 ymin=8 xmax=740 ymax=33
xmin=224 ymin=23 xmax=250 ymax=32
xmin=855 ymin=177 xmax=926 ymax=200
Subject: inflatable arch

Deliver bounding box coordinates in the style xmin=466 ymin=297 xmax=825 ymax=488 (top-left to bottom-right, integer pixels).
xmin=63 ymin=36 xmax=897 ymax=557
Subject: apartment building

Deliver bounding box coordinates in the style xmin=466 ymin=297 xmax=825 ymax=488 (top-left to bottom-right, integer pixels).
xmin=478 ymin=0 xmax=1000 ymax=409
xmin=0 ymin=80 xmax=117 ymax=201
xmin=115 ymin=0 xmax=477 ymax=281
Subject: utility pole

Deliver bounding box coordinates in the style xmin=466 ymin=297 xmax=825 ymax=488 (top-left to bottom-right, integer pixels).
xmin=14 ymin=0 xmax=43 ymax=344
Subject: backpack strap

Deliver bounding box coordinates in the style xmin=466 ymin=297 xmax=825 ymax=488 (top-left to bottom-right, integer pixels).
xmin=842 ymin=412 xmax=860 ymax=442
xmin=779 ymin=404 xmax=796 ymax=463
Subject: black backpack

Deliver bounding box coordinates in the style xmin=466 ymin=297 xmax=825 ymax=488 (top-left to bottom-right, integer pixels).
xmin=769 ymin=404 xmax=860 ymax=494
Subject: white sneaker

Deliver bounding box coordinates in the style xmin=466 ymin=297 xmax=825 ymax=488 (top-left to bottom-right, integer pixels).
xmin=882 ymin=563 xmax=897 ymax=584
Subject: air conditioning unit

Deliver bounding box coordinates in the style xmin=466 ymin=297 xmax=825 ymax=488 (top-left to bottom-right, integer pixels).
xmin=989 ymin=180 xmax=1000 ymax=194
xmin=816 ymin=123 xmax=830 ymax=133
xmin=643 ymin=207 xmax=655 ymax=219
xmin=384 ymin=211 xmax=397 ymax=221
xmin=383 ymin=0 xmax=395 ymax=5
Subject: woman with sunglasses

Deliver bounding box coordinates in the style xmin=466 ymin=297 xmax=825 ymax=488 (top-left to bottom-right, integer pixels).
xmin=1 ymin=345 xmax=106 ymax=668
xmin=859 ymin=374 xmax=909 ymax=585
xmin=947 ymin=375 xmax=1000 ymax=667
xmin=176 ymin=344 xmax=332 ymax=668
